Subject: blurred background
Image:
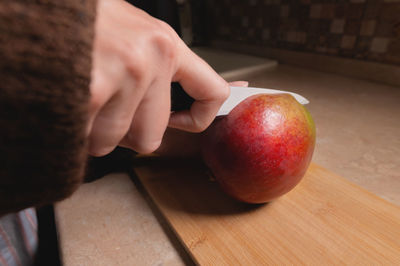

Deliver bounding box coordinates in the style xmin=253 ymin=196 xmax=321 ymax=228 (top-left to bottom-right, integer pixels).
xmin=183 ymin=0 xmax=400 ymax=66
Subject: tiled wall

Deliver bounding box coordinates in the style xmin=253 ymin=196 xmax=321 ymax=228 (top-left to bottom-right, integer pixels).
xmin=202 ymin=0 xmax=400 ymax=66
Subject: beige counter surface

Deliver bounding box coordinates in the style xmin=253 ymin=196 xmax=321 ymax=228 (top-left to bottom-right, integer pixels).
xmin=56 ymin=51 xmax=400 ymax=265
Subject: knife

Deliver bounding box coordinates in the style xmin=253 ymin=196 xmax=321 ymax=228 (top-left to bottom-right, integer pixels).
xmin=171 ymin=83 xmax=309 ymax=116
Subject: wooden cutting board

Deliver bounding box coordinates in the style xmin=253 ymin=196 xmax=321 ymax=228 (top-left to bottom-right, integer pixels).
xmin=133 ymin=158 xmax=400 ymax=265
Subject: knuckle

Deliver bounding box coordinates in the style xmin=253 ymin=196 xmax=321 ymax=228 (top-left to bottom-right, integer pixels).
xmin=127 ymin=62 xmax=147 ymax=83
xmin=126 ymin=50 xmax=148 ymax=81
xmin=153 ymin=21 xmax=177 ymax=61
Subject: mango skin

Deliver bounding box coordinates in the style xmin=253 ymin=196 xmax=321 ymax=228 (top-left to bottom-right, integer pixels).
xmin=201 ymin=94 xmax=316 ymax=203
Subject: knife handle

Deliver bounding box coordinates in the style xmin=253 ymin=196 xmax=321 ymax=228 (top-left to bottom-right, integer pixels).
xmin=171 ymin=82 xmax=194 ymax=112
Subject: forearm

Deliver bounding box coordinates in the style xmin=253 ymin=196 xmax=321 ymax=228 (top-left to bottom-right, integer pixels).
xmin=0 ymin=0 xmax=97 ymax=216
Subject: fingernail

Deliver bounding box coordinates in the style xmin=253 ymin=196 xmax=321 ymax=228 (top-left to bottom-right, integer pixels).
xmin=229 ymin=81 xmax=249 ymax=87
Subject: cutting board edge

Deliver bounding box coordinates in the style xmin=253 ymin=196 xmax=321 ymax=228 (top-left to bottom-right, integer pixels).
xmin=131 ymin=168 xmax=201 ymax=265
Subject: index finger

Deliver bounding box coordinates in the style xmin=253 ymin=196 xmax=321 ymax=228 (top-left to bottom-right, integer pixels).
xmin=168 ymin=46 xmax=229 ymax=132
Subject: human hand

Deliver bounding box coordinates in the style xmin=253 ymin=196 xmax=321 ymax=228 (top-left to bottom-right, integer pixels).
xmin=155 ymin=81 xmax=249 ymax=158
xmin=88 ymin=0 xmax=229 ymax=156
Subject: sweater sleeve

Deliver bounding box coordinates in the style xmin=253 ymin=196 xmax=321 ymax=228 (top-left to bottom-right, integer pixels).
xmin=0 ymin=1 xmax=97 ymax=216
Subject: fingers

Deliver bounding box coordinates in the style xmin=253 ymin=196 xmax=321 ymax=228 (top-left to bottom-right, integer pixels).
xmin=119 ymin=79 xmax=171 ymax=154
xmin=86 ymin=55 xmax=120 ymax=137
xmin=88 ymin=82 xmax=143 ymax=157
xmin=169 ymin=47 xmax=230 ymax=132
xmin=89 ymin=0 xmax=236 ymax=156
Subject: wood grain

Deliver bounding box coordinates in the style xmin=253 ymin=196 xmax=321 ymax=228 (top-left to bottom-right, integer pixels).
xmin=133 ymin=159 xmax=400 ymax=265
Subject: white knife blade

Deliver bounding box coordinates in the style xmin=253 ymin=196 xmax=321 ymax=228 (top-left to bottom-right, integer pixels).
xmin=217 ymin=86 xmax=309 ymax=116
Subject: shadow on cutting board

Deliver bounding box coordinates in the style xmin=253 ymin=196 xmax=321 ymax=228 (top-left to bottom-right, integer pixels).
xmin=131 ymin=156 xmax=268 ymax=216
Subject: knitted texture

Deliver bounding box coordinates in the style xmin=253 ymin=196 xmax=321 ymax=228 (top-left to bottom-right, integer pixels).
xmin=0 ymin=0 xmax=97 ymax=215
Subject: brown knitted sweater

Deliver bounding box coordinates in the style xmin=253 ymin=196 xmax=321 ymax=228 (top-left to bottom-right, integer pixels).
xmin=0 ymin=1 xmax=97 ymax=216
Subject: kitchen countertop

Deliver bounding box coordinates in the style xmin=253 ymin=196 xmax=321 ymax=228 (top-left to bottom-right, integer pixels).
xmin=55 ymin=49 xmax=400 ymax=265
